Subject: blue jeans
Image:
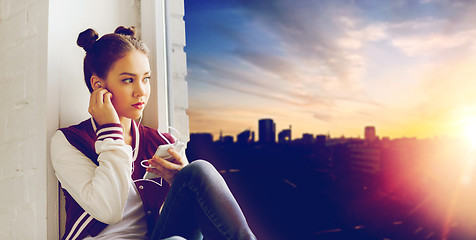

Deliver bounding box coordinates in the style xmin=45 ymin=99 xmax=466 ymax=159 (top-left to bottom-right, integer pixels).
xmin=150 ymin=160 xmax=256 ymax=240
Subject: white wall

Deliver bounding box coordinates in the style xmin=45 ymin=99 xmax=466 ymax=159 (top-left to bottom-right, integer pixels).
xmin=48 ymin=0 xmax=140 ymax=237
xmin=48 ymin=0 xmax=140 ymax=128
xmin=0 ymin=0 xmax=50 ymax=238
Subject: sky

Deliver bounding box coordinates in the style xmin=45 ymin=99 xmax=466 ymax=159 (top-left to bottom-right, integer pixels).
xmin=183 ymin=0 xmax=476 ymax=140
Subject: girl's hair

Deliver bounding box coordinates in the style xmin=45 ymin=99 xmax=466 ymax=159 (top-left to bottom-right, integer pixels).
xmin=77 ymin=26 xmax=150 ymax=93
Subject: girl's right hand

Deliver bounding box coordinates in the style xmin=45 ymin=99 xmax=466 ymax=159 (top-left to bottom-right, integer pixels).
xmin=88 ymin=88 xmax=120 ymax=126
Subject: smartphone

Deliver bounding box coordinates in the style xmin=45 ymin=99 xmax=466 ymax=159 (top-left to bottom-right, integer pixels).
xmin=143 ymin=143 xmax=185 ymax=179
xmin=154 ymin=144 xmax=175 ymax=160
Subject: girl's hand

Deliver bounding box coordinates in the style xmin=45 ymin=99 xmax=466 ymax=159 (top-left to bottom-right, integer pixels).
xmin=147 ymin=148 xmax=189 ymax=185
xmin=88 ymin=88 xmax=120 ymax=126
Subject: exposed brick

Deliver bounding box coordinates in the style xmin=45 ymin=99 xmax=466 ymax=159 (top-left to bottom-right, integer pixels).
xmin=168 ymin=17 xmax=186 ymax=47
xmin=0 ymin=0 xmax=48 ymax=239
xmin=0 ymin=35 xmax=39 ymax=80
xmin=171 ymin=48 xmax=187 ymax=78
xmin=172 ymin=109 xmax=190 ymax=141
xmin=0 ymin=8 xmax=27 ymax=53
xmin=0 ymin=0 xmax=39 ymax=21
xmin=173 ymin=78 xmax=189 ymax=109
xmin=168 ymin=0 xmax=184 ymax=17
xmin=167 ymin=0 xmax=189 ymax=142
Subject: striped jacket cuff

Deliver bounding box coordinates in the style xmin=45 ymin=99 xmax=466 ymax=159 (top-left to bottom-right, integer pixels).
xmin=63 ymin=211 xmax=94 ymax=240
xmin=96 ymin=123 xmax=124 ymax=141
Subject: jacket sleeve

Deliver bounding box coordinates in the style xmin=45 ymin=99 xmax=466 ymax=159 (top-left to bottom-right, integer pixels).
xmin=50 ymin=124 xmax=133 ymax=224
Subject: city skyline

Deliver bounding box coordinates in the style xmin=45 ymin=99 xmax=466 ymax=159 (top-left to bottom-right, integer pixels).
xmin=190 ymin=117 xmax=442 ymax=143
xmin=184 ymin=0 xmax=476 ymax=140
xmin=185 ymin=115 xmax=476 ymax=239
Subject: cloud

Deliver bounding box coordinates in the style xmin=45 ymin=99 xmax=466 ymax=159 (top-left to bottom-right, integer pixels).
xmin=233 ymin=1 xmax=365 ymax=79
xmin=189 ymin=53 xmax=380 ymax=112
xmin=186 ymin=0 xmax=476 ymax=138
xmin=231 ymin=50 xmax=299 ymax=82
xmin=391 ymin=29 xmax=476 ymax=56
xmin=187 ymin=0 xmax=391 ymax=116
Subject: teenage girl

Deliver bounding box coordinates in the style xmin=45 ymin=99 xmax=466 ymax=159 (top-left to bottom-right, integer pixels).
xmin=50 ymin=26 xmax=256 ymax=240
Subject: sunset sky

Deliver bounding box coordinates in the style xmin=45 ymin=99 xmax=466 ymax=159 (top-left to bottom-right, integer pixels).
xmin=184 ymin=0 xmax=476 ymax=140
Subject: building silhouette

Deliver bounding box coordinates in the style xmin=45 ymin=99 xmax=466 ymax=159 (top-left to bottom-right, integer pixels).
xmin=301 ymin=133 xmax=314 ymax=145
xmin=259 ymin=118 xmax=276 ymax=144
xmin=316 ymin=134 xmax=327 ymax=146
xmin=365 ymin=126 xmax=377 ymax=142
xmin=223 ymin=135 xmax=234 ymax=144
xmin=189 ymin=133 xmax=213 ymax=144
xmin=348 ymin=144 xmax=381 ymax=174
xmin=237 ymin=130 xmax=254 ymax=144
xmin=278 ymin=127 xmax=291 ymax=144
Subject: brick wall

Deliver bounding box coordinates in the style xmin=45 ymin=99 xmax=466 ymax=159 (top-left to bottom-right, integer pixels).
xmin=0 ymin=0 xmax=51 ymax=239
xmin=168 ymin=0 xmax=190 ymax=142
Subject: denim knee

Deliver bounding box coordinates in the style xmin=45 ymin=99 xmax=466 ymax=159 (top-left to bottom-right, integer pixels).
xmin=174 ymin=160 xmax=217 ymax=185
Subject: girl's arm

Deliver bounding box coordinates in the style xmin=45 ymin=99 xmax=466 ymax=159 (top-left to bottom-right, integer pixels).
xmin=51 ymin=127 xmax=132 ymax=224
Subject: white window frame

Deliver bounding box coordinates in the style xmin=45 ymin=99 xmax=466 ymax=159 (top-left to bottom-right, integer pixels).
xmin=141 ymin=0 xmax=171 ymax=132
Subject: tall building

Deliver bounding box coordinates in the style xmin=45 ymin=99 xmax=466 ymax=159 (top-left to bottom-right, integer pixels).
xmin=259 ymin=118 xmax=276 ymax=144
xmin=348 ymin=144 xmax=381 ymax=174
xmin=190 ymin=133 xmax=213 ymax=144
xmin=237 ymin=130 xmax=253 ymax=144
xmin=223 ymin=135 xmax=234 ymax=144
xmin=365 ymin=126 xmax=377 ymax=142
xmin=301 ymin=133 xmax=314 ymax=145
xmin=278 ymin=127 xmax=291 ymax=144
xmin=316 ymin=134 xmax=327 ymax=146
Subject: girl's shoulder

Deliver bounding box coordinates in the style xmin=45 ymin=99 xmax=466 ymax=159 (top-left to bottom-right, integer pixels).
xmin=60 ymin=118 xmax=94 ymax=132
xmin=57 ymin=118 xmax=99 ymax=164
xmin=58 ymin=119 xmax=96 ymax=144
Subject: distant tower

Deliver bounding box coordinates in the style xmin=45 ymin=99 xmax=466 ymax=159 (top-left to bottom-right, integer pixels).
xmin=316 ymin=134 xmax=327 ymax=146
xmin=259 ymin=118 xmax=276 ymax=144
xmin=278 ymin=129 xmax=291 ymax=144
xmin=301 ymin=133 xmax=314 ymax=145
xmin=237 ymin=130 xmax=252 ymax=144
xmin=365 ymin=126 xmax=376 ymax=142
xmin=223 ymin=135 xmax=234 ymax=144
xmin=289 ymin=125 xmax=292 ymax=140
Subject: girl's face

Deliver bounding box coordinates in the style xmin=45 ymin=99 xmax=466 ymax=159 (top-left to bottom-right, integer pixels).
xmin=103 ymin=50 xmax=151 ymax=120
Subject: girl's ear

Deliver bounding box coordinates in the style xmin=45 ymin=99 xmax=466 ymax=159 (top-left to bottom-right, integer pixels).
xmin=90 ymin=76 xmax=104 ymax=91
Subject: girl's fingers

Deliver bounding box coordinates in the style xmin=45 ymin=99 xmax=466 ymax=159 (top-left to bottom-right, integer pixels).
xmin=146 ymin=166 xmax=162 ymax=175
xmin=103 ymin=92 xmax=113 ymax=104
xmin=149 ymin=155 xmax=177 ymax=170
xmin=168 ymin=148 xmax=187 ymax=165
xmin=97 ymin=89 xmax=106 ymax=104
xmin=90 ymin=89 xmax=104 ymax=105
xmin=147 ymin=148 xmax=189 ymax=185
xmin=167 ymin=149 xmax=180 ymax=163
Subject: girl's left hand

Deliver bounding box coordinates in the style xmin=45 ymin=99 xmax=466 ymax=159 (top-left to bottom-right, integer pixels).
xmin=147 ymin=148 xmax=189 ymax=185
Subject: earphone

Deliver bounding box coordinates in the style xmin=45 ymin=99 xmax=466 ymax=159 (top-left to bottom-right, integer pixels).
xmin=96 ymin=82 xmax=102 ymax=88
xmin=133 ymin=126 xmax=184 ymax=187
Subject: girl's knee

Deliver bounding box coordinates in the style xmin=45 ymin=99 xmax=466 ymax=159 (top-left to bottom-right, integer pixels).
xmin=184 ymin=160 xmax=224 ymax=184
xmin=189 ymin=160 xmax=214 ymax=171
xmin=176 ymin=160 xmax=217 ymax=182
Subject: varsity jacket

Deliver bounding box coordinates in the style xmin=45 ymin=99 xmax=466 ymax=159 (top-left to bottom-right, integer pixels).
xmin=51 ymin=118 xmax=174 ymax=239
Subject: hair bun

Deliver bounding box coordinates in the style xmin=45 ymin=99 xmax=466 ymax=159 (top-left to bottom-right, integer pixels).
xmin=114 ymin=26 xmax=136 ymax=37
xmin=77 ymin=28 xmax=98 ymax=52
